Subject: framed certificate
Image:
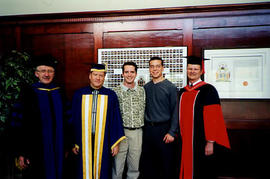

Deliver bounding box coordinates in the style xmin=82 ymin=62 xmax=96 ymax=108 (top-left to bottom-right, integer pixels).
xmin=204 ymin=48 xmax=270 ymax=99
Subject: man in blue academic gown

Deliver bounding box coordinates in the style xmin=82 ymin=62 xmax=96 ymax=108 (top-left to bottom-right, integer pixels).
xmin=71 ymin=64 xmax=125 ymax=179
xmin=12 ymin=55 xmax=67 ymax=179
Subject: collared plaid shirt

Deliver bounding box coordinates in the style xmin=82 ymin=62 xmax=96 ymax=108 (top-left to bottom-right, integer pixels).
xmin=113 ymin=83 xmax=145 ymax=128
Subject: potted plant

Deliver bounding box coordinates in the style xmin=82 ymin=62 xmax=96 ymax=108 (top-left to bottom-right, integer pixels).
xmin=0 ymin=50 xmax=36 ymax=133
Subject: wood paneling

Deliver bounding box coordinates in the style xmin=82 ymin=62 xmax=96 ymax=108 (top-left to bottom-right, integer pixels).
xmin=1 ymin=4 xmax=270 ymax=178
xmin=0 ymin=27 xmax=16 ymax=57
xmin=0 ymin=3 xmax=269 ymax=125
xmin=192 ymin=13 xmax=270 ymax=131
xmin=227 ymin=129 xmax=270 ymax=178
xmin=0 ymin=3 xmax=269 ymax=126
xmin=193 ymin=26 xmax=270 ymax=51
xmin=193 ymin=14 xmax=270 ymax=29
xmin=64 ymin=33 xmax=95 ymax=98
xmin=21 ymin=23 xmax=94 ymax=35
xmin=104 ymin=30 xmax=183 ymax=48
xmin=21 ymin=32 xmax=94 ymax=98
xmin=21 ymin=33 xmax=66 ymax=85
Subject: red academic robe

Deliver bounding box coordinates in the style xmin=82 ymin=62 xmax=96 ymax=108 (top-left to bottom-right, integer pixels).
xmin=178 ymin=81 xmax=230 ymax=179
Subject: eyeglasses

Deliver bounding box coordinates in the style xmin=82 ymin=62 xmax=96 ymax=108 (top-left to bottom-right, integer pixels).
xmin=36 ymin=69 xmax=55 ymax=74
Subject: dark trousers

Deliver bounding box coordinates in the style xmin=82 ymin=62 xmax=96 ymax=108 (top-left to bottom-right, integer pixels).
xmin=139 ymin=122 xmax=179 ymax=179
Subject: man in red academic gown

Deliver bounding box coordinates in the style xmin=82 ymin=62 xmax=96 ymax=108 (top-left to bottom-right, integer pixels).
xmin=178 ymin=56 xmax=230 ymax=179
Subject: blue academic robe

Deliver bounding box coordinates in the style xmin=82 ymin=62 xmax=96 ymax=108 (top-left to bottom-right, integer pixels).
xmin=71 ymin=86 xmax=125 ymax=179
xmin=11 ymin=82 xmax=65 ymax=179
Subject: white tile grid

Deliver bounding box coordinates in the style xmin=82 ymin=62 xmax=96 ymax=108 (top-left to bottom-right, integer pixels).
xmin=98 ymin=47 xmax=187 ymax=89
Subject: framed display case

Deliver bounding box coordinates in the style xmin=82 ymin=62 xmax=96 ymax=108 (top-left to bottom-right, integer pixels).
xmin=98 ymin=46 xmax=187 ymax=89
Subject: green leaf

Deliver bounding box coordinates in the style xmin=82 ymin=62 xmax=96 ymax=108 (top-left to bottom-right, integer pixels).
xmin=0 ymin=50 xmax=36 ymax=132
xmin=5 ymin=95 xmax=12 ymax=99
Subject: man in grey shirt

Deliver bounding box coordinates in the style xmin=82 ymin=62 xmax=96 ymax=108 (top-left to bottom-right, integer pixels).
xmin=140 ymin=56 xmax=178 ymax=179
xmin=113 ymin=61 xmax=145 ymax=179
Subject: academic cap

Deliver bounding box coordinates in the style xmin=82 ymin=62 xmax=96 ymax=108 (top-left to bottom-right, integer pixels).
xmin=90 ymin=63 xmax=107 ymax=72
xmin=186 ymin=56 xmax=209 ymax=73
xmin=33 ymin=54 xmax=58 ymax=69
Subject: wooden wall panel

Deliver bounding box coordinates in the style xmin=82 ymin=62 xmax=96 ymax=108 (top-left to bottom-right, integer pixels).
xmin=0 ymin=27 xmax=16 ymax=57
xmin=21 ymin=32 xmax=94 ymax=99
xmin=193 ymin=26 xmax=270 ymax=55
xmin=103 ymin=30 xmax=184 ymax=48
xmin=0 ymin=5 xmax=268 ymax=127
xmin=227 ymin=129 xmax=270 ymax=178
xmin=1 ymin=3 xmax=270 ymax=178
xmin=0 ymin=4 xmax=268 ymax=129
xmin=21 ymin=23 xmax=94 ymax=34
xmin=22 ymin=34 xmax=65 ymax=55
xmin=103 ymin=19 xmax=184 ymax=32
xmin=192 ymin=13 xmax=270 ymax=131
xmin=192 ymin=12 xmax=270 ymax=55
xmin=193 ymin=14 xmax=270 ymax=29
xmin=222 ymin=101 xmax=270 ymax=120
xmin=190 ymin=11 xmax=270 ymax=177
xmin=222 ymin=100 xmax=270 ymax=129
xmin=21 ymin=34 xmax=66 ymax=84
xmin=64 ymin=33 xmax=94 ymax=98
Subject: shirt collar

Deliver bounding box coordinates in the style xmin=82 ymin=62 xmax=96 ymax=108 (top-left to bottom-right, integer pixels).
xmin=189 ymin=79 xmax=202 ymax=86
xmin=121 ymin=83 xmax=137 ymax=91
xmin=89 ymin=85 xmax=103 ymax=92
xmin=33 ymin=81 xmax=56 ymax=89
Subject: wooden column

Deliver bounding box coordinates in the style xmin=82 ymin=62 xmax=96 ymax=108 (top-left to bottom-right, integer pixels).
xmin=183 ymin=19 xmax=193 ymax=56
xmin=93 ymin=23 xmax=104 ymax=62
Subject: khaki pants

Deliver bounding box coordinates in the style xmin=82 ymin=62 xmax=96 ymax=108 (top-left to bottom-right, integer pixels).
xmin=112 ymin=128 xmax=142 ymax=179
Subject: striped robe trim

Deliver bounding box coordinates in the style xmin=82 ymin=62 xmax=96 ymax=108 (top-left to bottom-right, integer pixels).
xmin=179 ymin=90 xmax=200 ymax=179
xmin=81 ymin=94 xmax=108 ymax=179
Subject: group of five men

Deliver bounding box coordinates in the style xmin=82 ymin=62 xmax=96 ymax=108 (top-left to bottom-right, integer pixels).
xmin=12 ymin=55 xmax=230 ymax=179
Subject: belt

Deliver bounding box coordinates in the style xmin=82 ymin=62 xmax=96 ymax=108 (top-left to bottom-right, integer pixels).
xmin=124 ymin=127 xmax=142 ymax=130
xmin=145 ymin=121 xmax=169 ymax=126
